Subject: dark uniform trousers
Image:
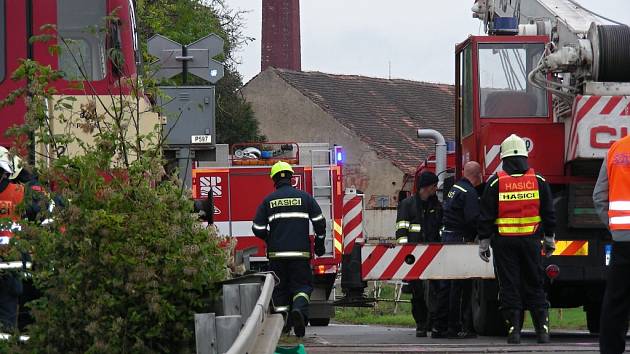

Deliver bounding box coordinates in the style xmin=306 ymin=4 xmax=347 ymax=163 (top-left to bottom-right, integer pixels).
xmin=600 ymin=242 xmax=630 ymax=354
xmin=492 ymin=236 xmax=547 ymax=311
xmin=270 ymin=258 xmax=313 ymax=321
xmin=435 ymin=231 xmax=474 ymax=333
xmin=0 ymin=273 xmax=22 ymax=330
xmin=409 ymin=280 xmax=432 ymax=330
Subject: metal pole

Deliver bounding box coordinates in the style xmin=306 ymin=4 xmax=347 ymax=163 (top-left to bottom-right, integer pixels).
xmin=182 ymin=44 xmax=188 ymax=84
xmin=417 ymin=129 xmax=447 ymax=199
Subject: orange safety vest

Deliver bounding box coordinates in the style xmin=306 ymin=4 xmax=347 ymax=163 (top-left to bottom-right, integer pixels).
xmin=0 ymin=183 xmax=25 ymax=245
xmin=607 ymin=135 xmax=630 ymax=230
xmin=495 ymin=168 xmax=542 ymax=236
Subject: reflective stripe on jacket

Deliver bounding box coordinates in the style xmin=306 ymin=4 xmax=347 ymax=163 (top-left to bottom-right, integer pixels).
xmin=395 ymin=194 xmax=442 ymax=243
xmin=252 ymin=183 xmax=327 ymax=257
xmin=496 ymin=168 xmax=541 ymax=236
xmin=607 ymin=135 xmax=630 ymax=230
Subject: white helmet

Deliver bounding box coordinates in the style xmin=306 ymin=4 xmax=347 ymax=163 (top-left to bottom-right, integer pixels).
xmin=500 ymin=134 xmax=528 ymax=159
xmin=0 ymin=146 xmax=23 ymax=179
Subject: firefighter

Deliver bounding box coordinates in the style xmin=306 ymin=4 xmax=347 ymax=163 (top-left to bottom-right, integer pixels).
xmin=0 ymin=149 xmax=54 ymax=331
xmin=0 ymin=156 xmax=34 ymax=331
xmin=593 ymin=134 xmax=630 ymax=354
xmin=251 ymin=161 xmax=327 ymax=338
xmin=396 ymin=171 xmax=442 ymax=338
xmin=478 ymin=134 xmax=556 ymax=344
xmin=439 ymin=161 xmax=483 ymax=339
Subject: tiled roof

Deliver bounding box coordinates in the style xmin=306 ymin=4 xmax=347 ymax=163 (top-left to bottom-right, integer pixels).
xmin=273 ymin=68 xmax=455 ymax=173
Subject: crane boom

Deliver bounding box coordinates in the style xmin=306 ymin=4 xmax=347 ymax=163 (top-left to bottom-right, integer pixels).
xmin=519 ymin=0 xmax=603 ymax=46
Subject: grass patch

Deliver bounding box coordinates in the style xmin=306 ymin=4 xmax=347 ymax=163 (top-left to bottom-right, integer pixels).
xmin=335 ymin=284 xmax=587 ymax=330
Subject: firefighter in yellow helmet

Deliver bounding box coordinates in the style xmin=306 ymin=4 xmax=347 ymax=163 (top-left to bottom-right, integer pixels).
xmin=251 ymin=161 xmax=327 ymax=337
xmin=477 ymin=134 xmax=556 ymax=344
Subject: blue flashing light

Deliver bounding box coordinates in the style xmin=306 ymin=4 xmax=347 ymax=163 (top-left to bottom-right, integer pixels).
xmin=334 ymin=146 xmax=344 ymax=164
xmin=491 ymin=17 xmax=519 ymax=35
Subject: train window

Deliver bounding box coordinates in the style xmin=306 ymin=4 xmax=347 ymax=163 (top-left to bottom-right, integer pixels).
xmin=0 ymin=0 xmax=4 ymax=82
xmin=57 ymin=0 xmax=107 ymax=81
xmin=478 ymin=43 xmax=548 ymax=118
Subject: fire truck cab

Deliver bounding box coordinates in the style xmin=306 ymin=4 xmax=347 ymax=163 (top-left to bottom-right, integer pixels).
xmin=191 ymin=142 xmax=346 ymax=326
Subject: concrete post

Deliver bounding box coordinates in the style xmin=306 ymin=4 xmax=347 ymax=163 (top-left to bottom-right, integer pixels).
xmin=215 ymin=315 xmax=242 ymax=353
xmin=239 ymin=283 xmax=261 ymax=320
xmin=194 ymin=313 xmax=217 ymax=354
xmin=222 ymin=284 xmax=241 ymax=316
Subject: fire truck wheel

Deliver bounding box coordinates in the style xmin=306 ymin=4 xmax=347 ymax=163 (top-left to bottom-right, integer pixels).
xmin=586 ymin=306 xmax=601 ymax=334
xmin=309 ymin=318 xmax=330 ymax=327
xmin=472 ymin=279 xmax=508 ymax=336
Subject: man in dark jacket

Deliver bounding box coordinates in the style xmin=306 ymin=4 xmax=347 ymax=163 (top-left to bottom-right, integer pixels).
xmin=438 ymin=161 xmax=483 ymax=339
xmin=396 ymin=171 xmax=442 ymax=337
xmin=252 ymin=161 xmax=327 ymax=337
xmin=478 ymin=134 xmax=556 ymax=344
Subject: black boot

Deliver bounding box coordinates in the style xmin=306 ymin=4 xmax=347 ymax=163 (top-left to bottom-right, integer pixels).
xmin=531 ymin=308 xmax=550 ymax=344
xmin=415 ymin=324 xmax=427 ymax=337
xmin=503 ymin=309 xmax=522 ymax=344
xmin=290 ymin=309 xmax=306 ymax=337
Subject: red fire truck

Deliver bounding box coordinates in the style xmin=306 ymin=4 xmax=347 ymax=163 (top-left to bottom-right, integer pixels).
xmin=191 ymin=142 xmax=349 ymax=326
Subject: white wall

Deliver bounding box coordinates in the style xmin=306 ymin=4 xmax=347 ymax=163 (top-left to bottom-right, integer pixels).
xmin=364 ymin=209 xmax=397 ymax=241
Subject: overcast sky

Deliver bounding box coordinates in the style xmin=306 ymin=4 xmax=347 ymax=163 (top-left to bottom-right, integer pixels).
xmin=227 ymin=0 xmax=630 ymax=84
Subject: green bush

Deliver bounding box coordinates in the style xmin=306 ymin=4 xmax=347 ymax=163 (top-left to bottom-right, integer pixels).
xmin=14 ymin=156 xmax=228 ymax=353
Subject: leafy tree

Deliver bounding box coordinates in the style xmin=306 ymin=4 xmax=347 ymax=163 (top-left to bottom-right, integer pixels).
xmin=136 ymin=0 xmax=265 ymax=144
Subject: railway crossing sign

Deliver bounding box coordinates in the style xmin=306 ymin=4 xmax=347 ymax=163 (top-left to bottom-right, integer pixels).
xmin=148 ymin=33 xmax=225 ymax=84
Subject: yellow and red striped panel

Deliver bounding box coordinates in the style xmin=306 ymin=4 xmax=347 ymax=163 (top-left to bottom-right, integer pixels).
xmin=552 ymin=240 xmax=588 ymax=256
xmin=333 ymin=219 xmax=343 ymax=254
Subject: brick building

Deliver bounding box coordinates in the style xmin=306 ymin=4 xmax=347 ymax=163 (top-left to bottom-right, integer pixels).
xmin=242 ymin=68 xmax=454 ymax=216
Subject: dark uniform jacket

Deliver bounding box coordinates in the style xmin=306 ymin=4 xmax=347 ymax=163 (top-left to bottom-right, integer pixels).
xmin=395 ymin=194 xmax=442 ymax=243
xmin=252 ymin=182 xmax=327 ymax=258
xmin=478 ymin=157 xmax=556 ymax=240
xmin=443 ymin=177 xmax=480 ymax=242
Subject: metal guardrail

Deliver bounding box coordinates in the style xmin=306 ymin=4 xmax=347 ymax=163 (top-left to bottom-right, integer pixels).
xmin=225 ymin=273 xmax=281 ymax=354
xmin=195 ymin=273 xmax=284 ymax=354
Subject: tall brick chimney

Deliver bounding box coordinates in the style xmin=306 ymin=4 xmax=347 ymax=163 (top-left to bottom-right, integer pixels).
xmin=261 ymin=0 xmax=301 ymax=71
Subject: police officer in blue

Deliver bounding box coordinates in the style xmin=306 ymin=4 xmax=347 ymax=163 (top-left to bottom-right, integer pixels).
xmin=252 ymin=161 xmax=327 ymax=337
xmin=438 ymin=161 xmax=483 ymax=338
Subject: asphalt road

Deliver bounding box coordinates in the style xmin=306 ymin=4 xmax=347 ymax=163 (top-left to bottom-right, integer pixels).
xmin=294 ymin=323 xmax=609 ymax=353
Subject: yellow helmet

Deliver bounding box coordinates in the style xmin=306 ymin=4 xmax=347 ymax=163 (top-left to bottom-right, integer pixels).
xmin=270 ymin=161 xmax=294 ymax=179
xmin=0 ymin=146 xmax=22 ymax=180
xmin=500 ymin=134 xmax=528 ymax=159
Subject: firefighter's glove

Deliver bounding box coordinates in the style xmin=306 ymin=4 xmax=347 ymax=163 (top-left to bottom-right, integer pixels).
xmin=543 ymin=236 xmax=556 ymax=258
xmin=314 ymin=235 xmax=326 ymax=257
xmin=478 ymin=238 xmax=491 ymax=263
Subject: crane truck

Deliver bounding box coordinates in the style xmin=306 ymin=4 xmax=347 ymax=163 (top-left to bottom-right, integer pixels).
xmin=457 ymin=0 xmax=630 ymax=335
xmin=339 ymin=0 xmax=630 ymax=336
